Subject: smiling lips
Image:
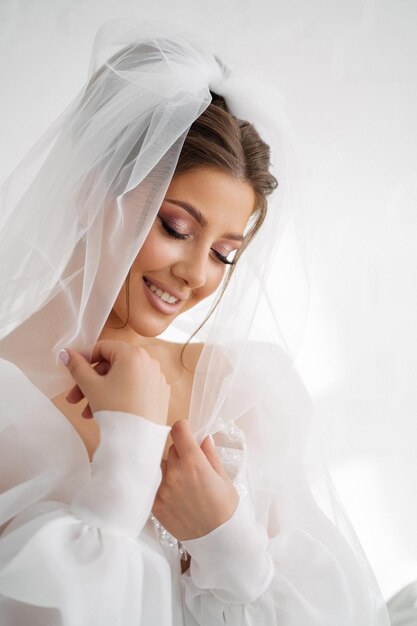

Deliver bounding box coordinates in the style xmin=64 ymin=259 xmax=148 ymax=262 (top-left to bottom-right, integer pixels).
xmin=146 ymin=280 xmax=178 ymax=304
xmin=142 ymin=277 xmax=187 ymax=315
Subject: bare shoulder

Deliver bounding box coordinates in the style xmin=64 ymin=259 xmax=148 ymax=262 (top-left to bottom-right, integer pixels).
xmin=179 ymin=341 xmax=205 ymax=371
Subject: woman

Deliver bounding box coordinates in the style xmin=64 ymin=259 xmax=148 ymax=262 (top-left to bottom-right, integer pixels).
xmin=0 ymin=19 xmax=391 ymax=625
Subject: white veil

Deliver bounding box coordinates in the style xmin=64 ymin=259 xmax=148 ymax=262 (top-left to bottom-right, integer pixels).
xmin=0 ymin=18 xmax=390 ymax=624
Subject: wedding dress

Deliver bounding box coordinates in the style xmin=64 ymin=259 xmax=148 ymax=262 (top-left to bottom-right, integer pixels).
xmin=0 ymin=18 xmax=391 ymax=625
xmin=0 ymin=344 xmax=390 ymax=625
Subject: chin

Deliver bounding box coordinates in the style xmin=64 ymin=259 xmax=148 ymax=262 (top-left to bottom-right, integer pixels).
xmin=129 ymin=315 xmax=174 ymax=338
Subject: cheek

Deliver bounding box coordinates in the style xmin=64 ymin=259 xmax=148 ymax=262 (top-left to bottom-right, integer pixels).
xmin=132 ymin=227 xmax=176 ymax=272
xmin=197 ymin=264 xmax=226 ymax=301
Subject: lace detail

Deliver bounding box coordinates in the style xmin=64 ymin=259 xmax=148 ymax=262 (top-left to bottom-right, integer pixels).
xmin=215 ymin=419 xmax=249 ymax=502
xmin=149 ymin=513 xmax=190 ymax=561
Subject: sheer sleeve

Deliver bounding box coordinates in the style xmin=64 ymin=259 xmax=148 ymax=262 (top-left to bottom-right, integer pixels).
xmin=180 ymin=489 xmax=385 ymax=625
xmin=179 ymin=348 xmax=391 ymax=626
xmin=0 ymin=360 xmax=173 ymax=626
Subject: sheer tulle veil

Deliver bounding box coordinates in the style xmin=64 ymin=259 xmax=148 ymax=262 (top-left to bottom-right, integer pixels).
xmin=0 ymin=18 xmax=390 ymax=624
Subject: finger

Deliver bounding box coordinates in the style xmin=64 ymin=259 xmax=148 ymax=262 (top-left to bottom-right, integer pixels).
xmin=167 ymin=442 xmax=180 ymax=464
xmin=93 ymin=360 xmax=111 ymax=376
xmin=59 ymin=348 xmax=103 ymax=399
xmin=170 ymin=419 xmax=199 ymax=458
xmin=66 ymin=360 xmax=111 ymax=404
xmin=61 ymin=351 xmax=111 ymax=400
xmin=160 ymin=459 xmax=168 ymax=479
xmin=200 ymin=435 xmax=229 ymax=478
xmin=87 ymin=339 xmax=130 ymax=368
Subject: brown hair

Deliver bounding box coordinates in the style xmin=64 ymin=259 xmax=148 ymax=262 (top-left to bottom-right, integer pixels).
xmin=117 ymin=92 xmax=278 ymax=367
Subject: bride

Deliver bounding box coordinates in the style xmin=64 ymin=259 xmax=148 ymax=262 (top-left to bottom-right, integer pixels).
xmin=0 ymin=19 xmax=391 ymax=625
xmin=52 ymin=164 xmax=254 ymax=575
xmin=52 ymin=163 xmax=255 ymax=468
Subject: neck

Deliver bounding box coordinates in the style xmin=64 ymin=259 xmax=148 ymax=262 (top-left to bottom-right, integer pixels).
xmin=98 ymin=310 xmax=156 ymax=350
xmin=98 ymin=310 xmax=189 ymax=386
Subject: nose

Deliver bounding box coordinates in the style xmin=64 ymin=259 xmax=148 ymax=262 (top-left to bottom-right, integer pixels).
xmin=171 ymin=245 xmax=209 ymax=290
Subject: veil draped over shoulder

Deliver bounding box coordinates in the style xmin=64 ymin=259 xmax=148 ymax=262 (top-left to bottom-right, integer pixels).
xmin=0 ymin=18 xmax=391 ymax=625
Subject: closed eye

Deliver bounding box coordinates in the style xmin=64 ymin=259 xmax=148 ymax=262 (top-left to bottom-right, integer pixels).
xmin=213 ymin=250 xmax=236 ymax=265
xmin=158 ymin=217 xmax=236 ymax=265
xmin=158 ymin=216 xmax=188 ymax=240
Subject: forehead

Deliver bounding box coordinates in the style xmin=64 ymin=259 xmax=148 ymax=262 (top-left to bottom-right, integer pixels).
xmin=165 ymin=167 xmax=256 ymax=228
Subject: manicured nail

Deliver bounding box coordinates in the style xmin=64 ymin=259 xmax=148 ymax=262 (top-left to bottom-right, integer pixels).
xmin=208 ymin=434 xmax=214 ymax=446
xmin=59 ymin=349 xmax=70 ymax=365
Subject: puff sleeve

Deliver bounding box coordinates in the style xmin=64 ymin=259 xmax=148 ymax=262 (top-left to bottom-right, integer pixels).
xmin=179 ymin=460 xmax=385 ymax=626
xmin=0 ymin=407 xmax=173 ymax=626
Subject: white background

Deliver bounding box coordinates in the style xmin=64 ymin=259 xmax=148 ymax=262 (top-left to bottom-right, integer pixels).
xmin=1 ymin=0 xmax=416 ymax=600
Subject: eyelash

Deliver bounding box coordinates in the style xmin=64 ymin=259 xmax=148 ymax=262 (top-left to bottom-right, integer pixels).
xmin=158 ymin=217 xmax=236 ymax=265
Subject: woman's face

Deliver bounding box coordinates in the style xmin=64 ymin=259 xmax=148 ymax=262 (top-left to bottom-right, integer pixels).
xmin=109 ymin=166 xmax=256 ymax=337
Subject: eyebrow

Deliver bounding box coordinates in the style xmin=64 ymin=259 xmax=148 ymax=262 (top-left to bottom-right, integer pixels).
xmin=164 ymin=199 xmax=245 ymax=243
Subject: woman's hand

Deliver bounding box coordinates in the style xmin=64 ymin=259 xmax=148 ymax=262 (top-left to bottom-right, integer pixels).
xmin=152 ymin=418 xmax=240 ymax=541
xmin=59 ymin=340 xmax=171 ymax=426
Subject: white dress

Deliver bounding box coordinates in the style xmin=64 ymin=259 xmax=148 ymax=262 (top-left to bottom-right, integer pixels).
xmin=0 ymin=354 xmax=390 ymax=626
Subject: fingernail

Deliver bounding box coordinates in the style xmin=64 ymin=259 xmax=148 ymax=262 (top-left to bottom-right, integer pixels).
xmin=59 ymin=349 xmax=70 ymax=365
xmin=208 ymin=434 xmax=214 ymax=446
